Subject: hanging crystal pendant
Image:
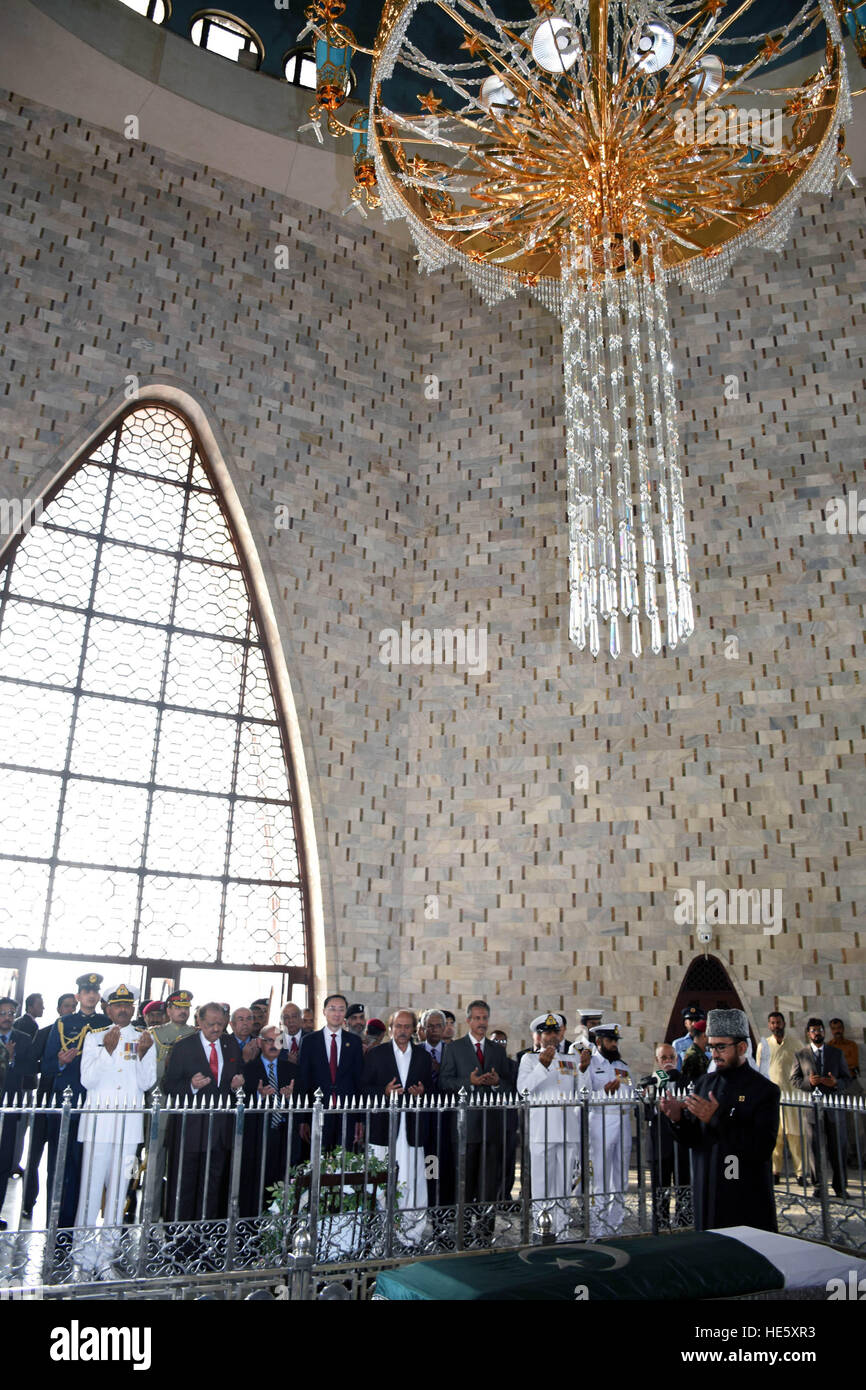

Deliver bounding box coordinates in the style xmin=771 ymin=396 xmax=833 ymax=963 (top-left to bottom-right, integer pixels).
xmin=562 ymin=227 xmax=692 ymax=659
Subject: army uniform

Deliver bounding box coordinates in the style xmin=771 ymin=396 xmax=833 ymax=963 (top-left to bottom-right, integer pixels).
xmin=147 ymin=989 xmax=195 ymax=1090
xmin=149 ymin=1022 xmax=195 ymax=1089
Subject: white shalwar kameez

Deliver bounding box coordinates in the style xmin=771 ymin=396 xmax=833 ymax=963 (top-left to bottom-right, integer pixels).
xmin=370 ymin=1041 xmax=427 ymax=1243
xmin=517 ymin=1051 xmax=582 ymax=1235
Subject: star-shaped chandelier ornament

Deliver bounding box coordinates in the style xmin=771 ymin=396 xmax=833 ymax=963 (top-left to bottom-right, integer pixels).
xmin=302 ymin=1 xmax=855 ymax=658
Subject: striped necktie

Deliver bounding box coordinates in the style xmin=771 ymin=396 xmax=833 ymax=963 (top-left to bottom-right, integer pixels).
xmin=268 ymin=1060 xmax=284 ymax=1127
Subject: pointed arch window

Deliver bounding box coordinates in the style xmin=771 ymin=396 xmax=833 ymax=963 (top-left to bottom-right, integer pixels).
xmin=0 ymin=404 xmax=311 ymax=987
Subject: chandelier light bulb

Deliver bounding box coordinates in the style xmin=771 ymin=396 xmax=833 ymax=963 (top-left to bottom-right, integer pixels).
xmin=627 ymin=19 xmax=675 ymax=74
xmin=530 ymin=17 xmax=580 ymax=73
xmin=687 ymin=55 xmax=725 ymax=98
xmin=479 ymin=74 xmax=519 ymax=112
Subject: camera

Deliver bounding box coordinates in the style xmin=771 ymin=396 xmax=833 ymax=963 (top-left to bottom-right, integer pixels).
xmin=696 ymin=925 xmax=712 ymax=944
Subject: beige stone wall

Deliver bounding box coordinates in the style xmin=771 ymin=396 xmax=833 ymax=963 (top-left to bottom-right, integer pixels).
xmin=1 ymin=90 xmax=863 ymax=1061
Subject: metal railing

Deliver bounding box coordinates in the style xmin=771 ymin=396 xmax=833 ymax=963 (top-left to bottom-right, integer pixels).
xmin=1 ymin=1086 xmax=864 ymax=1299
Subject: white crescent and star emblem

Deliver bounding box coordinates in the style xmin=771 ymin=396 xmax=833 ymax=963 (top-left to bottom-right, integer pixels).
xmin=516 ymin=1242 xmax=631 ymax=1272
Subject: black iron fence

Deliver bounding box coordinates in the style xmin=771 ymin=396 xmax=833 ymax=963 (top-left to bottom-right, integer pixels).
xmin=0 ymin=1086 xmax=864 ymax=1299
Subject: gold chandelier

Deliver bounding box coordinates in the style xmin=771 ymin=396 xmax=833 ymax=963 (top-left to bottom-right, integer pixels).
xmin=303 ymin=1 xmax=855 ymax=658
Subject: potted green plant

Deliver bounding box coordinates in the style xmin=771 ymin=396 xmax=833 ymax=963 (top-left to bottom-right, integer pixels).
xmin=263 ymin=1147 xmax=402 ymax=1263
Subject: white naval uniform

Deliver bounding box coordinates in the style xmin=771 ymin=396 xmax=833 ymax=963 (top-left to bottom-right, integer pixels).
xmin=517 ymin=1050 xmax=582 ymax=1235
xmin=370 ymin=1041 xmax=427 ymax=1243
xmin=578 ymin=1051 xmax=633 ymax=1236
xmin=74 ymin=1025 xmax=157 ymax=1274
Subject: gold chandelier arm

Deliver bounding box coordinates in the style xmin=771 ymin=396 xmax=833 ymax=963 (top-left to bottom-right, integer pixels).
xmin=663 ymin=0 xmax=757 ymax=94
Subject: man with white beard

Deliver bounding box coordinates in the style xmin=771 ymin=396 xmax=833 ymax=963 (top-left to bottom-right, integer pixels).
xmin=74 ymin=985 xmax=156 ymax=1279
xmin=578 ymin=1022 xmax=633 ymax=1236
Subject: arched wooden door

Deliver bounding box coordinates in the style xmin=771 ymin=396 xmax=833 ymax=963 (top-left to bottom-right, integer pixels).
xmin=665 ymin=955 xmax=755 ymax=1049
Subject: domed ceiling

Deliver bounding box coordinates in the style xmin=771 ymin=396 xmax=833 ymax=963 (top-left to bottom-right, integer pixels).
xmin=159 ymin=2 xmax=830 ymax=110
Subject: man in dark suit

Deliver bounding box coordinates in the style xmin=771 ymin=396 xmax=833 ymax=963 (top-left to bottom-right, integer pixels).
xmin=279 ymin=1002 xmax=305 ymax=1072
xmin=791 ymin=1017 xmax=851 ymax=1197
xmin=0 ymin=998 xmax=35 ymax=1230
xmin=363 ymin=1010 xmax=433 ymax=1241
xmin=239 ymin=1024 xmax=295 ymax=1216
xmin=14 ymin=993 xmax=43 ymax=1043
xmin=163 ymin=1001 xmax=245 ymax=1222
xmin=296 ymin=994 xmax=364 ymax=1152
xmin=21 ymin=993 xmax=76 ymax=1221
xmin=419 ymin=1009 xmax=454 ymax=1207
xmin=439 ymin=998 xmax=509 ymax=1240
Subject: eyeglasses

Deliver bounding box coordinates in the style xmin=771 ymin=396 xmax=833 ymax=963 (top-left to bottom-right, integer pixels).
xmin=708 ymin=1042 xmax=735 ymax=1053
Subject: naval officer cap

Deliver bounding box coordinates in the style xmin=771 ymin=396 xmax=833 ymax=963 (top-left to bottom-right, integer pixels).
xmin=530 ymin=1013 xmax=561 ymax=1033
xmin=579 ymin=1007 xmax=604 ymax=1022
xmin=106 ymin=983 xmax=135 ymax=1006
xmin=589 ymin=1021 xmax=621 ymax=1039
xmin=76 ymin=972 xmax=103 ymax=991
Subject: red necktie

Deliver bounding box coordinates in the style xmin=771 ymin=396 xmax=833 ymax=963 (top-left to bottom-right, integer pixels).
xmin=290 ymin=1035 xmax=298 ymax=1057
xmin=209 ymin=1042 xmax=219 ymax=1082
xmin=475 ymin=1041 xmax=484 ymax=1070
xmin=329 ymin=1032 xmax=338 ymax=1084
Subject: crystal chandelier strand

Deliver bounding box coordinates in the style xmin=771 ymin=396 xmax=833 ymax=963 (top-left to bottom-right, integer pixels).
xmin=600 ymin=237 xmax=623 ymax=661
xmin=650 ymin=238 xmax=694 ymax=641
xmin=583 ymin=231 xmax=614 ymax=658
xmin=565 ymin=236 xmax=594 ymax=656
xmin=641 ymin=244 xmax=678 ymax=652
xmin=621 ymin=220 xmax=655 ymax=661
xmin=602 ymin=222 xmax=639 ymax=647
xmin=563 ymin=235 xmax=593 ymax=653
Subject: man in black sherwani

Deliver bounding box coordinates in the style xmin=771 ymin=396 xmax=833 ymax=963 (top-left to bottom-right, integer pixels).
xmin=660 ymin=1007 xmax=780 ymax=1232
